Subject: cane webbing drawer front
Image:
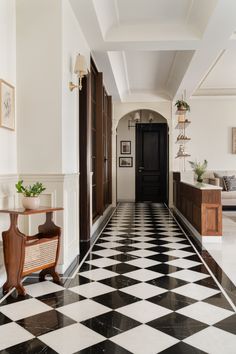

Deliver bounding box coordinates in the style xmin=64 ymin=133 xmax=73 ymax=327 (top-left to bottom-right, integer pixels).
xmin=23 ymin=237 xmax=58 ymax=274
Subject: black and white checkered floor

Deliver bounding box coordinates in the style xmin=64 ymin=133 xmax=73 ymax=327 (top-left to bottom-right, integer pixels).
xmin=1 ymin=203 xmax=236 ymax=353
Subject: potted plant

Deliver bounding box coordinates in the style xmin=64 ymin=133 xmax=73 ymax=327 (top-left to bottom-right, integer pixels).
xmin=15 ymin=180 xmax=46 ymax=209
xmin=188 ymin=160 xmax=208 ymax=183
xmin=175 ymin=100 xmax=190 ymax=112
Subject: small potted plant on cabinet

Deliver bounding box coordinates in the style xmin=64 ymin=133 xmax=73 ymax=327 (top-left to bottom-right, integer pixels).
xmin=15 ymin=180 xmax=46 ymax=209
xmin=188 ymin=160 xmax=208 ymax=183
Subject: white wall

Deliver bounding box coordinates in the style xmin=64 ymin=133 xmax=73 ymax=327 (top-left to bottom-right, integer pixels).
xmin=16 ymin=0 xmax=62 ymax=174
xmin=61 ymin=0 xmax=90 ymax=173
xmin=0 ymin=0 xmax=17 ymax=174
xmin=173 ymin=98 xmax=236 ymax=171
xmin=117 ymin=116 xmax=136 ymax=201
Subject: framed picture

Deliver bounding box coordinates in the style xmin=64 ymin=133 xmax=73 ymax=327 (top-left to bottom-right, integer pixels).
xmin=233 ymin=128 xmax=236 ymax=154
xmin=120 ymin=140 xmax=131 ymax=154
xmin=0 ymin=79 xmax=15 ymax=131
xmin=119 ymin=157 xmax=133 ymax=167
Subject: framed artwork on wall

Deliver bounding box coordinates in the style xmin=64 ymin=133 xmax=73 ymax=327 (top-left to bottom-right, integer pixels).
xmin=0 ymin=79 xmax=15 ymax=131
xmin=120 ymin=140 xmax=131 ymax=154
xmin=232 ymin=128 xmax=236 ymax=154
xmin=119 ymin=157 xmax=133 ymax=167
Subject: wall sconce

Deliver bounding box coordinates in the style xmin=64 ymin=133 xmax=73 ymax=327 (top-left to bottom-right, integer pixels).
xmin=128 ymin=111 xmax=141 ymax=129
xmin=69 ymin=54 xmax=88 ymax=91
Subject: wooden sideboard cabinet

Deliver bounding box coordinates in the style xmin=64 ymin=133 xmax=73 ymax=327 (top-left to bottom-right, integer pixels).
xmin=173 ymin=172 xmax=222 ymax=237
xmin=0 ymin=207 xmax=63 ymax=295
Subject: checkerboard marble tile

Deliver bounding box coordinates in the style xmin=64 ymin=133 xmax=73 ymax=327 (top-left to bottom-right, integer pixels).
xmin=1 ymin=203 xmax=236 ymax=353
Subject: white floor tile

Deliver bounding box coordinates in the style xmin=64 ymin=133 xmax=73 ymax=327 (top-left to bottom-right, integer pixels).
xmin=92 ymin=249 xmax=122 ymax=257
xmin=169 ymin=269 xmax=209 ymax=282
xmin=184 ymin=326 xmax=236 ymax=354
xmin=70 ymin=281 xmax=115 ymax=298
xmin=130 ymin=231 xmax=155 ymax=236
xmin=166 ymin=258 xmax=201 ymax=269
xmin=163 ymin=242 xmax=189 ymax=250
xmin=85 ymin=258 xmax=120 ymax=268
xmin=100 ymin=236 xmax=124 ymax=241
xmin=102 ymin=231 xmax=127 ymax=236
xmin=79 ymin=268 xmax=118 ymax=281
xmin=160 ymin=236 xmax=185 ymax=242
xmin=126 ymin=257 xmax=160 ymax=268
xmin=97 ymin=241 xmax=122 ymax=249
xmin=125 ymin=269 xmax=162 ymax=281
xmin=173 ymin=283 xmax=220 ymax=300
xmin=120 ymin=282 xmax=167 ymax=299
xmin=24 ymin=280 xmax=64 ymax=297
xmin=128 ymin=249 xmax=157 ymax=258
xmin=0 ymin=322 xmax=34 ymax=350
xmin=57 ymin=299 xmax=110 ymax=322
xmin=39 ymin=323 xmax=105 ymax=354
xmin=177 ymin=301 xmax=233 ymax=325
xmin=111 ymin=324 xmax=178 ymax=354
xmin=164 ymin=249 xmax=195 ymax=258
xmin=132 ymin=242 xmax=157 ymax=249
xmin=130 ymin=236 xmax=155 ymax=242
xmin=158 ymin=231 xmax=182 ymax=236
xmin=117 ymin=300 xmax=171 ymax=323
xmin=0 ymin=298 xmax=51 ymax=321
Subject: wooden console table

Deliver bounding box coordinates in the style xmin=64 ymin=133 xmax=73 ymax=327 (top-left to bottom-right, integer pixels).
xmin=173 ymin=172 xmax=222 ymax=237
xmin=0 ymin=207 xmax=63 ymax=295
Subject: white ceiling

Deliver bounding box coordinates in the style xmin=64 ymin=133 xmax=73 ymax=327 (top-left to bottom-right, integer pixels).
xmin=70 ymin=0 xmax=236 ymax=102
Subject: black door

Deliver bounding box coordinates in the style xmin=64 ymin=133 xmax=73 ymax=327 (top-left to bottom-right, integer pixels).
xmin=136 ymin=123 xmax=168 ymax=203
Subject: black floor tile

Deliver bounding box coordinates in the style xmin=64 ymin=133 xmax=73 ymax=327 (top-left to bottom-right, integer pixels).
xmin=148 ymin=291 xmax=196 ymax=310
xmin=36 ymin=289 xmax=85 ymax=308
xmin=147 ymin=312 xmax=208 ymax=340
xmin=92 ymin=290 xmax=140 ymax=309
xmin=113 ymin=245 xmax=139 ymax=253
xmin=195 ymin=277 xmax=219 ymax=290
xmin=67 ymin=275 xmax=93 ymax=288
xmin=76 ymin=340 xmax=132 ymax=354
xmin=159 ymin=341 xmax=208 ymax=354
xmin=147 ymin=276 xmax=188 ymax=290
xmin=214 ymin=314 xmax=236 ymax=335
xmin=104 ymin=263 xmax=139 ymax=274
xmin=203 ymin=292 xmax=234 ymax=311
xmin=16 ymin=310 xmax=76 ymax=336
xmin=0 ymin=338 xmax=58 ymax=354
xmin=0 ymin=293 xmax=32 ymax=307
xmin=81 ymin=311 xmax=140 ymax=338
xmin=146 ymin=264 xmax=182 ymax=275
xmin=0 ymin=312 xmax=11 ymax=326
xmin=146 ymin=254 xmax=178 ymax=263
xmin=108 ymin=253 xmax=138 ymax=262
xmin=99 ymin=275 xmax=139 ymax=289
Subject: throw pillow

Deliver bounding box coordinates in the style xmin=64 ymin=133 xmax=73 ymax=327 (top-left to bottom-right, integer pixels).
xmin=214 ymin=172 xmax=227 ymax=190
xmin=222 ymin=176 xmax=236 ymax=191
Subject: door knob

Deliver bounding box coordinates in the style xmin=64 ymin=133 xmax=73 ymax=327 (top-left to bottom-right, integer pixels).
xmin=139 ymin=166 xmax=144 ymax=172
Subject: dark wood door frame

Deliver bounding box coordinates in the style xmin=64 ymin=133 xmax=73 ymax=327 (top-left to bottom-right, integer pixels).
xmin=79 ymin=75 xmax=91 ymax=241
xmin=135 ymin=123 xmax=169 ymax=204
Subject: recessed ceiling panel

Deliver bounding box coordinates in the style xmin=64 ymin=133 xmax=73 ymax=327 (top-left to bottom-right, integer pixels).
xmin=117 ymin=0 xmax=191 ymax=25
xmin=125 ymin=51 xmax=176 ymax=92
xmin=201 ymin=49 xmax=236 ymax=89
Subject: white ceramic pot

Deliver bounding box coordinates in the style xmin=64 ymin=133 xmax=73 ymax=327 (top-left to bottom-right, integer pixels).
xmin=22 ymin=196 xmax=40 ymax=210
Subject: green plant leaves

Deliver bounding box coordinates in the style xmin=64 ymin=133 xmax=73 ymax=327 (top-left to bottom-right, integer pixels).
xmin=15 ymin=180 xmax=46 ymax=197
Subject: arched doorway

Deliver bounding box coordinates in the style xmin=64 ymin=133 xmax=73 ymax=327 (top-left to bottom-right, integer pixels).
xmin=116 ymin=109 xmax=169 ymax=203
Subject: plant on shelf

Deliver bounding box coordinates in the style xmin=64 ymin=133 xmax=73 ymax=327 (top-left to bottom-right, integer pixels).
xmin=15 ymin=180 xmax=46 ymax=210
xmin=188 ymin=160 xmax=208 ymax=183
xmin=175 ymin=99 xmax=190 ymax=112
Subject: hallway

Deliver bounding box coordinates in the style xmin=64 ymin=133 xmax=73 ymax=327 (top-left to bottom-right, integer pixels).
xmin=0 ymin=203 xmax=236 ymax=353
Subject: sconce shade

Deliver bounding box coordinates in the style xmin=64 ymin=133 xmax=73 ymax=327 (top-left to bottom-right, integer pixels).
xmin=74 ymin=54 xmax=87 ymax=77
xmin=134 ymin=112 xmax=141 ymax=122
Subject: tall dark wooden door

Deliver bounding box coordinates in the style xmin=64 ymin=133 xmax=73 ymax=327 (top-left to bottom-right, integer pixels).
xmin=136 ymin=123 xmax=168 ymax=203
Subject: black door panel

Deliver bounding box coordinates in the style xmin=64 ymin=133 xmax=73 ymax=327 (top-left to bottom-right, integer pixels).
xmin=136 ymin=123 xmax=168 ymax=203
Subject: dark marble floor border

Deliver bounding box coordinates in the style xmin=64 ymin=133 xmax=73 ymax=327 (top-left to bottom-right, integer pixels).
xmin=172 ymin=208 xmax=236 ymax=308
